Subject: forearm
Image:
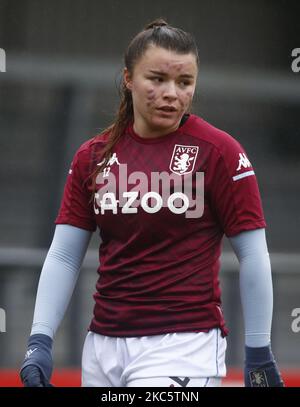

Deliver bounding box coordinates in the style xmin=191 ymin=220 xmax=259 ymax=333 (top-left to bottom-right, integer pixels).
xmin=229 ymin=228 xmax=283 ymax=386
xmin=31 ymin=224 xmax=92 ymax=338
xmin=229 ymin=228 xmax=273 ymax=347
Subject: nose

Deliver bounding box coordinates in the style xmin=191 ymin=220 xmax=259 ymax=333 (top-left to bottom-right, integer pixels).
xmin=163 ymin=81 xmax=177 ymax=100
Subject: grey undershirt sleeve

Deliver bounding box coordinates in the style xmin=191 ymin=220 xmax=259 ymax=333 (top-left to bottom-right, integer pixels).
xmin=30 ymin=224 xmax=93 ymax=339
xmin=228 ymin=228 xmax=273 ymax=347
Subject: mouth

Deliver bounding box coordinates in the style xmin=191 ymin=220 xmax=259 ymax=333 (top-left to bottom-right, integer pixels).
xmin=157 ymin=106 xmax=177 ymax=113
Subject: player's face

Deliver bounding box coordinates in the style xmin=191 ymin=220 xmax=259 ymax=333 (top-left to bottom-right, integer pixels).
xmin=124 ymin=46 xmax=198 ymax=138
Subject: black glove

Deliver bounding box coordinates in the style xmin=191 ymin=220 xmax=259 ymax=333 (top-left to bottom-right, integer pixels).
xmin=20 ymin=334 xmax=54 ymax=387
xmin=244 ymin=344 xmax=284 ymax=387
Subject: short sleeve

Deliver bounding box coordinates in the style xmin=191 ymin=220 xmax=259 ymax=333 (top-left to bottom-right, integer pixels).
xmin=55 ymin=148 xmax=97 ymax=232
xmin=209 ymin=138 xmax=266 ymax=237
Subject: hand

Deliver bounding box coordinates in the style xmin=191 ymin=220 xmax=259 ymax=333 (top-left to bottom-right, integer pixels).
xmin=244 ymin=344 xmax=284 ymax=387
xmin=20 ymin=334 xmax=54 ymax=387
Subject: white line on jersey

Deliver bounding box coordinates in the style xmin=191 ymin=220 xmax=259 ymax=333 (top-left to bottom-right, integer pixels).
xmin=232 ymin=170 xmax=255 ymax=181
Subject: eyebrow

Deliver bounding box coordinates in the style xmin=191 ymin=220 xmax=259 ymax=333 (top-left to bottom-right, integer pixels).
xmin=148 ymin=69 xmax=194 ymax=79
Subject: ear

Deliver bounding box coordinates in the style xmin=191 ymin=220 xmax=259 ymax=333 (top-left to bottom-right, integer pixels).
xmin=123 ymin=67 xmax=132 ymax=90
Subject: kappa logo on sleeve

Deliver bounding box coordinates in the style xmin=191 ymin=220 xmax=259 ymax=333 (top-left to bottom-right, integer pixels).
xmin=236 ymin=153 xmax=252 ymax=171
xmin=232 ymin=153 xmax=255 ymax=181
xmin=25 ymin=348 xmax=38 ymax=359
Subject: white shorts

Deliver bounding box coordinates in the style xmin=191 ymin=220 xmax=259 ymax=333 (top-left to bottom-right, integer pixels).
xmin=81 ymin=328 xmax=226 ymax=387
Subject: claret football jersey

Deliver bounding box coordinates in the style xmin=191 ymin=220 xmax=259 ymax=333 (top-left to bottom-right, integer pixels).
xmin=55 ymin=114 xmax=266 ymax=337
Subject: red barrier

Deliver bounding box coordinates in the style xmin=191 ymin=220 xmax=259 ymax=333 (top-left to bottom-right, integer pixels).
xmin=0 ymin=368 xmax=299 ymax=387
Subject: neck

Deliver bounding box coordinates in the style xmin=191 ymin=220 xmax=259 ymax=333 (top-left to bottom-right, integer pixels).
xmin=133 ymin=118 xmax=182 ymax=139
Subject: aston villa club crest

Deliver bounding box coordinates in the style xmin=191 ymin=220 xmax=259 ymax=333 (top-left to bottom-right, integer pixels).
xmin=169 ymin=144 xmax=199 ymax=175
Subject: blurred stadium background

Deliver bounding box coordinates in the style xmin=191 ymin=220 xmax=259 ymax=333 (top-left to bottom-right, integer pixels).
xmin=0 ymin=0 xmax=299 ymax=386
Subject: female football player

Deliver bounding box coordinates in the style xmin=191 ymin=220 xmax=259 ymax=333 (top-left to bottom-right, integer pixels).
xmin=20 ymin=18 xmax=283 ymax=387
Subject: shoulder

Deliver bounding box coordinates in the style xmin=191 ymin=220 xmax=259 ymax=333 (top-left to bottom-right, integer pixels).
xmin=184 ymin=114 xmax=244 ymax=157
xmin=76 ymin=131 xmax=109 ymax=155
xmin=73 ymin=130 xmax=110 ymax=165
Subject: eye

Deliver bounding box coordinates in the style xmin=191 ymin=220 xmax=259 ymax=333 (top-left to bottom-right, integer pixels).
xmin=178 ymin=80 xmax=192 ymax=87
xmin=149 ymin=76 xmax=164 ymax=83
